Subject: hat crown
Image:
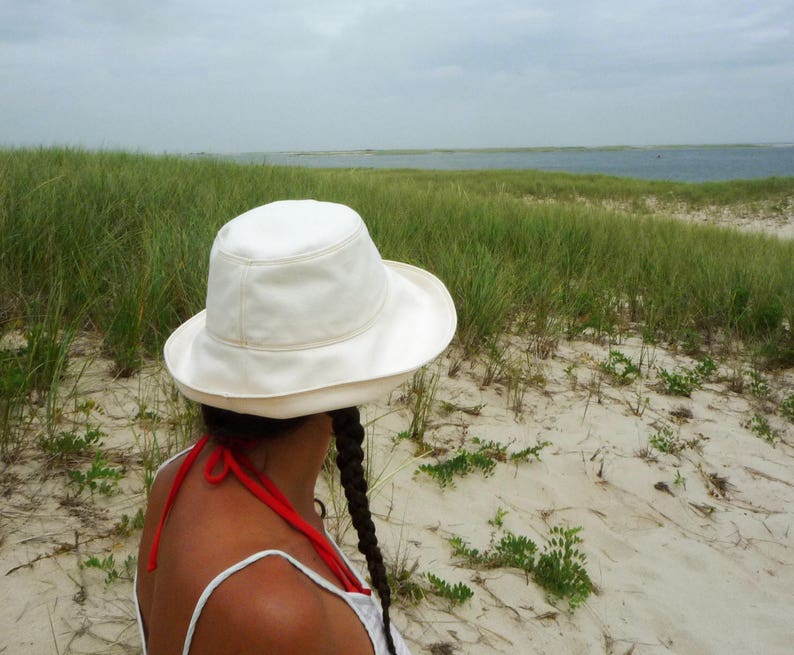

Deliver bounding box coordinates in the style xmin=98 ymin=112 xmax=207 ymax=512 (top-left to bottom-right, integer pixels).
xmin=205 ymin=200 xmax=388 ymax=350
xmin=215 ymin=200 xmax=360 ymax=260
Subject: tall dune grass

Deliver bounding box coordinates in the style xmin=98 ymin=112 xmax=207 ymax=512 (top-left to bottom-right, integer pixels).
xmin=1 ymin=147 xmax=793 ymax=378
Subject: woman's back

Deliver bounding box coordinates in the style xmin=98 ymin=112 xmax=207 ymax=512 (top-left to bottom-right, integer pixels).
xmin=136 ymin=443 xmax=382 ymax=655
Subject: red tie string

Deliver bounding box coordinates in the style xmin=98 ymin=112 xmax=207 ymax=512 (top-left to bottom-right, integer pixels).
xmin=146 ymin=436 xmax=370 ymax=596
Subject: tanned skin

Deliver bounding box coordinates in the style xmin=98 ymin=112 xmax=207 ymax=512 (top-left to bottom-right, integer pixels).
xmin=136 ymin=414 xmax=376 ymax=655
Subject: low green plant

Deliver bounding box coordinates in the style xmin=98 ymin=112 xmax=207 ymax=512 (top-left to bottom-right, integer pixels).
xmin=693 ymin=355 xmax=717 ymax=380
xmin=599 ymin=350 xmax=640 ymax=385
xmin=509 ymin=440 xmax=552 ymax=463
xmin=68 ymin=451 xmax=123 ymax=496
xmin=675 ymin=328 xmax=702 ymax=355
xmin=490 ymin=533 xmax=538 ymax=571
xmin=82 ymin=553 xmax=137 ymax=585
xmin=41 ymin=425 xmax=105 ymax=461
xmin=418 ymin=449 xmax=495 ymax=488
xmin=673 ymin=470 xmax=687 ymax=489
xmin=658 ymin=355 xmax=717 ymax=397
xmin=450 ymin=532 xmax=537 ymax=573
xmin=470 ymin=436 xmax=508 ymax=462
xmin=417 ymin=438 xmax=548 ymax=488
xmin=114 ymin=507 xmax=146 ymax=537
xmin=424 ymin=573 xmax=474 ymax=607
xmin=657 ymin=369 xmax=694 ymax=396
xmin=747 ymin=414 xmax=780 ymax=445
xmin=534 ymin=526 xmax=592 ymax=609
xmin=649 ymin=426 xmax=681 ymax=454
xmin=439 ymin=401 xmax=485 ymax=416
xmin=488 ymin=507 xmax=508 ymax=529
xmin=747 ymin=370 xmax=772 ymax=399
xmin=450 ymin=521 xmax=591 ymax=610
xmin=387 ymin=559 xmax=426 ymax=605
xmin=563 ymin=363 xmax=578 ymax=389
xmin=449 ymin=535 xmax=487 ymax=565
xmin=647 ymin=426 xmax=703 ymax=455
xmin=781 ymin=394 xmax=794 ymax=422
xmin=472 ymin=436 xmax=550 ymax=464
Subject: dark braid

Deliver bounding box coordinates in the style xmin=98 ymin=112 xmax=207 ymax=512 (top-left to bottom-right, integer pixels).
xmin=330 ymin=407 xmax=398 ymax=655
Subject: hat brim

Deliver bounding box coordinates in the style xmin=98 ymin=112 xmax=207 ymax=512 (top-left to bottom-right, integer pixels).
xmin=163 ymin=261 xmax=457 ymax=419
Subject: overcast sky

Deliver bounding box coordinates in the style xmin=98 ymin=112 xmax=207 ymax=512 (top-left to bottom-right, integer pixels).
xmin=1 ymin=1 xmax=792 ymax=153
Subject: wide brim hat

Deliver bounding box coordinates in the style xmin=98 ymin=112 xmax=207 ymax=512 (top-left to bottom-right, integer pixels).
xmin=164 ymin=200 xmax=457 ymax=419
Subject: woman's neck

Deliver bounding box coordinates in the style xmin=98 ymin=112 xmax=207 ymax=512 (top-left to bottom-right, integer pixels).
xmin=240 ymin=413 xmax=332 ymax=531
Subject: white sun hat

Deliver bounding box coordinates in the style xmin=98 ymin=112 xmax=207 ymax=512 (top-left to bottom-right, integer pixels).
xmin=164 ymin=200 xmax=457 ymax=419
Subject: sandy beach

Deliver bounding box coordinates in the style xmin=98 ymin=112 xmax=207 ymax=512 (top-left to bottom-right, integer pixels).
xmin=563 ymin=195 xmax=794 ymax=241
xmin=2 ymin=214 xmax=793 ymax=655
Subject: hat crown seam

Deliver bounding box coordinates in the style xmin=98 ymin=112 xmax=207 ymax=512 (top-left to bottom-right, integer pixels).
xmin=215 ymin=222 xmax=363 ymax=266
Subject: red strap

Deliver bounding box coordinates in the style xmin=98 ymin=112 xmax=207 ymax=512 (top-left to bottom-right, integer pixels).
xmin=147 ymin=435 xmax=211 ymax=572
xmin=146 ymin=436 xmax=369 ymax=596
xmin=208 ymin=447 xmax=365 ymax=594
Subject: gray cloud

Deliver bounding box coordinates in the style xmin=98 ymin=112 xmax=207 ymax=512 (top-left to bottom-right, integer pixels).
xmin=1 ymin=0 xmax=791 ymax=151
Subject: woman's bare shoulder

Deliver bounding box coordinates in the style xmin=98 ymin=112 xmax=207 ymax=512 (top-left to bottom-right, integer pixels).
xmin=189 ymin=553 xmax=337 ymax=655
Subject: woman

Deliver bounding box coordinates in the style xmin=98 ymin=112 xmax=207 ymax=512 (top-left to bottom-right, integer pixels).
xmin=136 ymin=200 xmax=457 ymax=655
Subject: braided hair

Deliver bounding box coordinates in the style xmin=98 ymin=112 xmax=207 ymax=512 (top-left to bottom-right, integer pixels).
xmin=201 ymin=404 xmax=398 ymax=653
xmin=329 ymin=406 xmax=397 ymax=655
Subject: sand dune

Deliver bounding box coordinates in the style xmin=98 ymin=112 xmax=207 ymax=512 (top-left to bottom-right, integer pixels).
xmin=2 ymin=328 xmax=792 ymax=654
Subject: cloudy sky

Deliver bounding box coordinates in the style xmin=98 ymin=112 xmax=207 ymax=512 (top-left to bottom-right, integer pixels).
xmin=1 ymin=0 xmax=792 ymax=153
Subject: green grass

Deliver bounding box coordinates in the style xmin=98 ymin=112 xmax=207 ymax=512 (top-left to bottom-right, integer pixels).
xmin=2 ymin=147 xmax=794 ymax=383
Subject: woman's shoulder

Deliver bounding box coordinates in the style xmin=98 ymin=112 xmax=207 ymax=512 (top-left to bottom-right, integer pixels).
xmin=189 ymin=553 xmax=338 ymax=655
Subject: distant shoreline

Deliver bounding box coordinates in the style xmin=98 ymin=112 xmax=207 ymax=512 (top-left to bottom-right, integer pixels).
xmin=199 ymin=144 xmax=794 ymax=183
xmin=216 ymin=143 xmax=794 ymax=158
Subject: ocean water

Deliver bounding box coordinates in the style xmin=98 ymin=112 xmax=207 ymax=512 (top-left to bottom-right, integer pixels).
xmin=231 ymin=145 xmax=794 ymax=183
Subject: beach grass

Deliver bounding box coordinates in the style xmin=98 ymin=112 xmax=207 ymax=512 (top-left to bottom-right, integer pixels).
xmin=3 ymin=148 xmax=794 ymax=652
xmin=2 ymin=147 xmax=793 ymax=387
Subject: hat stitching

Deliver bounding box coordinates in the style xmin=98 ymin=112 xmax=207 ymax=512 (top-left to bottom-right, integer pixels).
xmin=239 ymin=260 xmax=252 ymax=346
xmin=204 ymin=276 xmax=391 ymax=352
xmin=215 ymin=222 xmax=364 ymax=267
xmin=178 ymin=365 xmax=414 ymax=401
